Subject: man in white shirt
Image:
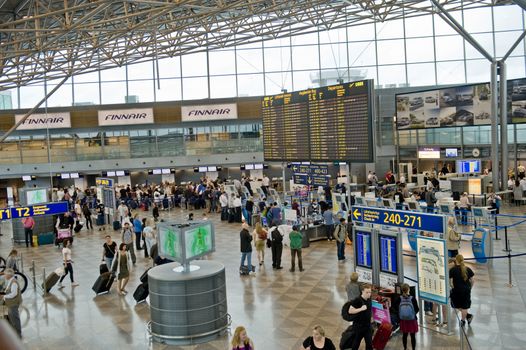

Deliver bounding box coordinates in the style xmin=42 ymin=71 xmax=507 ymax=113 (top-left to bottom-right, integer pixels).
xmin=117 ymin=202 xmax=129 ymax=223
xmin=219 ymin=191 xmax=229 ymax=221
xmin=2 ymin=268 xmax=22 ymax=336
xmin=520 ymin=177 xmax=526 ymax=191
xmin=262 ymin=175 xmax=270 ymax=195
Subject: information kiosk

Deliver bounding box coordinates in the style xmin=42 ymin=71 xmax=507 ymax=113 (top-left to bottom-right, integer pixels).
xmin=377 ymin=230 xmax=403 ymax=288
xmin=472 ymin=228 xmax=491 ymax=264
xmin=353 ymin=227 xmax=374 ymax=284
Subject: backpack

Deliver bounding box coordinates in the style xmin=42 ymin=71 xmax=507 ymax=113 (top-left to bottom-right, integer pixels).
xmin=258 ymin=230 xmax=267 ymax=240
xmin=271 ymin=228 xmax=282 ymax=243
xmin=399 ymin=295 xmax=416 ymax=320
xmin=341 ymin=301 xmax=357 ymax=322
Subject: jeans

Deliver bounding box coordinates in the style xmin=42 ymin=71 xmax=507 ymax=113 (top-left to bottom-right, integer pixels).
xmin=85 ymin=216 xmax=93 ymax=230
xmin=24 ymin=228 xmax=33 ymax=248
xmin=337 ymin=240 xmax=346 ymax=260
xmin=290 ymin=249 xmax=303 ymax=270
xmin=105 ymin=257 xmax=114 ymax=271
xmin=135 ymin=231 xmax=142 ymax=250
xmin=461 ymin=208 xmax=468 ymax=225
xmin=240 ymin=252 xmax=252 ymax=268
xmin=325 ymin=224 xmax=334 ymax=240
xmin=59 ymin=262 xmax=74 ymax=283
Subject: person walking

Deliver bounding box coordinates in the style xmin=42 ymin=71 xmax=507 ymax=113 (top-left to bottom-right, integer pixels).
xmin=1 ymin=268 xmax=22 ymax=337
xmin=345 ymin=272 xmax=361 ymax=301
xmin=270 ymin=225 xmax=283 ymax=270
xmin=121 ymin=221 xmax=136 ymax=264
xmin=102 ymin=235 xmax=117 ymax=270
xmin=133 ymin=214 xmax=143 ymax=251
xmin=111 ymin=243 xmax=133 ymax=295
xmin=334 ymin=217 xmax=347 ymax=262
xmin=143 ymin=218 xmax=156 ymax=258
xmin=459 ymin=192 xmax=471 ymax=224
xmin=447 ymin=217 xmax=461 ymax=258
xmin=347 ymin=284 xmax=373 ymax=350
xmin=252 ymin=222 xmax=267 ymax=266
xmin=393 ymin=283 xmax=419 ymax=350
xmin=240 ymin=222 xmax=255 ymax=275
xmin=82 ymin=203 xmax=93 ymax=230
xmin=58 ymin=239 xmax=79 ymax=288
xmin=450 ymin=254 xmax=475 ymax=327
xmin=323 ymin=209 xmax=334 ymax=241
xmin=21 ymin=216 xmax=35 ymax=248
xmin=230 ymin=326 xmax=255 ymax=350
xmin=289 ymin=225 xmax=304 ymax=272
xmin=301 ymin=325 xmax=336 ymax=350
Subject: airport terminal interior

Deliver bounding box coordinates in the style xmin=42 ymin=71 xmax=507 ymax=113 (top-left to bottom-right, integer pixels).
xmin=0 ymin=1 xmax=526 ymax=349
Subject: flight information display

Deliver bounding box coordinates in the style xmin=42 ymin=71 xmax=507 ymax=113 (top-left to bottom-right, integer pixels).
xmin=379 ymin=234 xmax=398 ymax=275
xmin=262 ymin=80 xmax=374 ymax=162
xmin=355 ymin=230 xmax=372 ymax=268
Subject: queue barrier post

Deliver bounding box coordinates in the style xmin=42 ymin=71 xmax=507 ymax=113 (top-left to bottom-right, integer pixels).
xmin=31 ymin=260 xmax=36 ymax=291
xmin=42 ymin=268 xmax=47 ymax=296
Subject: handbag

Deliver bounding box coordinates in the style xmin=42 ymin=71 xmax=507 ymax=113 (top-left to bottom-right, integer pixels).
xmin=266 ymin=238 xmax=272 ymax=248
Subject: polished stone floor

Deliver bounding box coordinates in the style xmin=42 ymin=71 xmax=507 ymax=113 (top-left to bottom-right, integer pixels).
xmin=0 ymin=203 xmax=525 ymax=350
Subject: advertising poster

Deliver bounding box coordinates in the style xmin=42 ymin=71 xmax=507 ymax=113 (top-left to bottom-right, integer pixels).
xmin=184 ymin=224 xmax=213 ymax=260
xmin=508 ymin=78 xmax=526 ymax=123
xmin=371 ymin=300 xmax=391 ymax=324
xmin=396 ymin=83 xmax=490 ymax=129
xmin=416 ymin=236 xmax=448 ymax=304
xmin=26 ymin=189 xmax=47 ymax=205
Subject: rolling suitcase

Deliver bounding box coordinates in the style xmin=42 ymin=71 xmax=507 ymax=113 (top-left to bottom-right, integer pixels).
xmin=100 ymin=263 xmax=109 ymax=275
xmin=239 ymin=265 xmax=250 ymax=276
xmin=96 ymin=214 xmax=105 ymax=226
xmin=42 ymin=272 xmax=60 ymax=293
xmin=133 ymin=283 xmax=149 ymax=303
xmin=74 ymin=222 xmax=83 ymax=233
xmin=92 ymin=272 xmax=115 ymax=295
xmin=139 ymin=268 xmax=151 ymax=284
xmin=372 ymin=322 xmax=392 ymax=350
xmin=113 ymin=220 xmax=121 ymax=231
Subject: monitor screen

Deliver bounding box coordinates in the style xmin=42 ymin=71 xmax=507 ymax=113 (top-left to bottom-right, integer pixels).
xmin=184 ymin=223 xmax=214 ymax=260
xmin=445 ymin=148 xmax=458 ymax=157
xmin=162 ymin=168 xmax=171 ymax=174
xmin=152 ymin=169 xmax=162 ymax=175
xmin=408 ymin=202 xmax=418 ymax=210
xmin=158 ymin=226 xmax=183 ymax=262
xmin=355 ymin=197 xmax=365 ymax=205
xmin=379 ymin=234 xmax=398 ymax=275
xmin=22 ymin=176 xmax=31 ymax=181
xmin=365 ymin=199 xmax=377 ymax=207
xmin=382 ymin=199 xmax=391 ymax=208
xmin=254 ymin=163 xmax=264 ymax=170
xmin=207 ymin=166 xmax=217 ymax=172
xmin=456 ymin=159 xmax=481 ymax=174
xmin=245 ymin=164 xmax=254 ymax=170
xmin=440 ymin=205 xmax=450 ymax=213
xmin=198 ymin=166 xmax=208 ymax=172
xmin=355 ymin=230 xmax=372 ymax=268
xmin=70 ymin=173 xmax=79 ymax=179
xmin=26 ymin=189 xmax=48 ymax=205
xmin=107 ymin=171 xmax=116 ymax=177
xmin=60 ymin=173 xmax=70 ymax=179
xmin=116 ymin=170 xmax=125 ymax=176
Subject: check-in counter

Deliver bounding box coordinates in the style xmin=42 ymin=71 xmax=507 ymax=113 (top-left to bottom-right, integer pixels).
xmin=300 ymin=224 xmax=326 ymax=245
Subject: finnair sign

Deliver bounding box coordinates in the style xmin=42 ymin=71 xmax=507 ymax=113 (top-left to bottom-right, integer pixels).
xmin=15 ymin=113 xmax=71 ymax=130
xmin=181 ymin=103 xmax=237 ymax=122
xmin=98 ymin=108 xmax=154 ymax=126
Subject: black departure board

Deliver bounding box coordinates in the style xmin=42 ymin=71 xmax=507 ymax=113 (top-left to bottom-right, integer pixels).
xmin=261 ymin=80 xmax=374 ymax=162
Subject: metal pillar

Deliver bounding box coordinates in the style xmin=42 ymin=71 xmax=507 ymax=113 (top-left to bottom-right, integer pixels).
xmin=491 ymin=62 xmax=500 ymax=192
xmin=500 ymin=61 xmax=508 ymax=188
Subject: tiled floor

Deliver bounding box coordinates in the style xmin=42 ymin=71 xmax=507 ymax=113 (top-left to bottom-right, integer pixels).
xmin=1 ymin=203 xmax=525 ymax=349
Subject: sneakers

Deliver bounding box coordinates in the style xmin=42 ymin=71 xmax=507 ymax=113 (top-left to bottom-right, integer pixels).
xmin=299 ymin=268 xmax=305 ymax=272
xmin=467 ymin=314 xmax=473 ymax=325
xmin=71 ymin=282 xmax=79 ymax=287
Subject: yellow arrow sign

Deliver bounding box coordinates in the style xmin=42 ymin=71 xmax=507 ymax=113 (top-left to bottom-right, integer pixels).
xmin=353 ymin=208 xmax=361 ymax=220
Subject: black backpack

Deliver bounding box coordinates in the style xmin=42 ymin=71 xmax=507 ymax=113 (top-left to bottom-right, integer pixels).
xmin=271 ymin=228 xmax=282 ymax=243
xmin=341 ymin=301 xmax=357 ymax=322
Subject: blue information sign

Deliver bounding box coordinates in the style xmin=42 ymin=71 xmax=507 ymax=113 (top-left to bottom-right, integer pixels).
xmin=293 ymin=174 xmax=329 ymax=187
xmin=379 ymin=234 xmax=397 ymax=274
xmin=0 ymin=202 xmax=69 ymax=221
xmin=290 ymin=164 xmax=329 ymax=175
xmin=351 ymin=206 xmax=445 ymax=233
xmin=356 ymin=230 xmax=372 ymax=268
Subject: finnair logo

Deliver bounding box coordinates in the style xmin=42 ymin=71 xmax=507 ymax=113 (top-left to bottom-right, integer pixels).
xmin=104 ymin=113 xmax=148 ymax=120
xmin=182 ymin=104 xmax=237 ymax=121
xmin=15 ymin=113 xmax=71 ymax=130
xmin=98 ymin=108 xmax=154 ymax=125
xmin=188 ymin=108 xmax=231 ymax=116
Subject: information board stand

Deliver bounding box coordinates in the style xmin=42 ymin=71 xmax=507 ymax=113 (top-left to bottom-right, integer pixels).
xmin=352 ymin=226 xmax=374 ymax=284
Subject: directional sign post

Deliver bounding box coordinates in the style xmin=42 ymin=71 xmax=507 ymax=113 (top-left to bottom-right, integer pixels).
xmin=293 ymin=174 xmax=329 ymax=187
xmin=351 ymin=206 xmax=446 ymax=233
xmin=290 ymin=164 xmax=329 ymax=175
xmin=0 ymin=202 xmax=69 ymax=221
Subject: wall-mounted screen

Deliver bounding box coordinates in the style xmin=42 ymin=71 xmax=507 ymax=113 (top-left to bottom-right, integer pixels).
xmin=245 ymin=164 xmax=254 ymax=170
xmin=22 ymin=176 xmax=31 ymax=181
xmin=456 ymin=159 xmax=481 ymax=174
xmin=254 ymin=163 xmax=264 ymax=170
xmin=396 ymin=82 xmax=490 ymax=129
xmin=116 ymin=170 xmax=125 ymax=176
xmin=418 ymin=147 xmax=440 ymax=159
xmin=198 ymin=166 xmax=207 ymax=172
xmin=70 ymin=173 xmax=79 ymax=179
xmin=207 ymin=166 xmax=217 ymax=172
xmin=26 ymin=189 xmax=48 ymax=205
xmin=445 ymin=148 xmax=458 ymax=158
xmin=152 ymin=169 xmax=162 ymax=175
xmin=162 ymin=168 xmax=171 ymax=174
xmin=60 ymin=173 xmax=70 ymax=179
xmin=107 ymin=171 xmax=116 ymax=177
xmin=379 ymin=234 xmax=398 ymax=275
xmin=355 ymin=230 xmax=372 ymax=268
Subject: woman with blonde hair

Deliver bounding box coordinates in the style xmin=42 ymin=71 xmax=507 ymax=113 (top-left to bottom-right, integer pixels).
xmin=252 ymin=222 xmax=268 ymax=266
xmin=449 ymin=254 xmax=475 ymax=327
xmin=302 ymin=325 xmax=336 ymax=350
xmin=231 ymin=326 xmax=254 ymax=350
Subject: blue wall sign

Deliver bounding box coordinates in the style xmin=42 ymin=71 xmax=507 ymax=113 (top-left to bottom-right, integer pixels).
xmin=351 ymin=206 xmax=445 ymax=233
xmin=0 ymin=201 xmax=69 ymax=221
xmin=293 ymin=174 xmax=329 ymax=187
xmin=291 ymin=164 xmax=329 ymax=175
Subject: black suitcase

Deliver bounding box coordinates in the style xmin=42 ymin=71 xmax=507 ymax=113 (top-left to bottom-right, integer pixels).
xmin=74 ymin=222 xmax=83 ymax=233
xmin=139 ymin=268 xmax=151 ymax=284
xmin=113 ymin=220 xmax=121 ymax=231
xmin=133 ymin=283 xmax=149 ymax=303
xmin=96 ymin=214 xmax=105 ymax=226
xmin=42 ymin=272 xmax=60 ymax=293
xmin=92 ymin=272 xmax=115 ymax=295
xmin=100 ymin=263 xmax=109 ymax=275
xmin=162 ymin=198 xmax=169 ymax=209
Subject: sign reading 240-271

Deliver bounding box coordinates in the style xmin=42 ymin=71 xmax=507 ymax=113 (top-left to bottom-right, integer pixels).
xmin=351 ymin=206 xmax=444 ymax=233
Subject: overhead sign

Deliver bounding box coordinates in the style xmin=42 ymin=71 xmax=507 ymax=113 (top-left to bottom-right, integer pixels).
xmin=181 ymin=103 xmax=237 ymax=122
xmin=351 ymin=206 xmax=445 ymax=233
xmin=15 ymin=112 xmax=71 ymax=130
xmin=98 ymin=108 xmax=154 ymax=126
xmin=0 ymin=202 xmax=69 ymax=221
xmin=416 ymin=236 xmax=448 ymax=304
xmin=293 ymin=174 xmax=329 ymax=187
xmin=290 ymin=164 xmax=329 ymax=175
xmin=96 ymin=177 xmax=114 ymax=188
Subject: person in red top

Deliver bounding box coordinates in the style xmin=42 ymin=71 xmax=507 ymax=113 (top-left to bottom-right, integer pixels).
xmin=385 ymin=170 xmax=395 ymax=184
xmin=21 ymin=217 xmax=35 ymax=248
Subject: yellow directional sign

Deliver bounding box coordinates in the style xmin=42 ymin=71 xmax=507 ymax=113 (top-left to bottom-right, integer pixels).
xmin=353 ymin=208 xmax=362 ymax=220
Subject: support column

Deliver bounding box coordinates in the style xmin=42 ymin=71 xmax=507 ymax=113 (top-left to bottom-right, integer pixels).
xmin=500 ymin=61 xmax=508 ymax=188
xmin=491 ymin=62 xmax=500 ymax=192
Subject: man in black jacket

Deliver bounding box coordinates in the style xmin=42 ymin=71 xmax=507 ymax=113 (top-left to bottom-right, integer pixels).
xmin=270 ymin=224 xmax=283 ymax=269
xmin=240 ymin=222 xmax=255 ymax=275
xmin=348 ymin=284 xmax=373 ymax=350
